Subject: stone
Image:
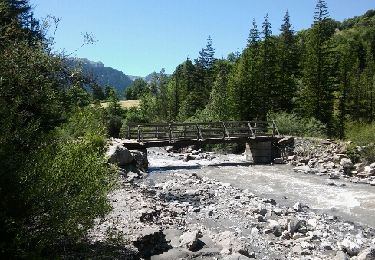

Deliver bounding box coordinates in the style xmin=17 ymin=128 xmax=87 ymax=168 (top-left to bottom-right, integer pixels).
xmin=139 ymin=208 xmax=158 ymax=222
xmin=288 ymin=219 xmax=305 ymax=234
xmin=356 ymin=246 xmax=375 ymax=260
xmin=215 ymin=231 xmax=238 ymax=254
xmin=293 ymin=165 xmax=311 ymax=174
xmin=133 ymin=228 xmax=172 ymax=258
xmin=333 ymin=251 xmax=349 ymax=260
xmin=338 ymin=238 xmax=360 ymax=256
xmin=329 ymin=172 xmax=340 ymax=179
xmin=130 ymin=149 xmax=148 ymax=170
xmin=288 ymin=155 xmax=297 ymax=161
xmin=163 ymin=229 xmax=183 ymax=248
xmin=321 ymin=241 xmax=333 ymax=250
xmin=150 ymin=248 xmax=190 ymax=260
xmin=274 ymin=158 xmax=284 ymax=164
xmin=273 ymin=208 xmax=283 ymax=216
xmin=222 ymin=253 xmax=253 ymax=260
xmin=179 ymin=230 xmax=202 ymax=251
xmin=325 ymin=161 xmax=336 ymax=169
xmin=267 ymin=219 xmax=282 ymax=237
xmin=293 ymin=202 xmax=302 ymax=212
xmin=106 ymin=143 xmax=133 ymax=166
xmin=364 ymin=166 xmax=375 ymax=176
xmin=307 ymin=218 xmax=318 ymax=230
xmin=183 ymin=154 xmax=196 ymax=162
xmin=370 ymin=162 xmax=375 ymax=169
xmin=340 ymin=158 xmax=354 ymax=175
xmin=340 ymin=158 xmax=353 ymax=168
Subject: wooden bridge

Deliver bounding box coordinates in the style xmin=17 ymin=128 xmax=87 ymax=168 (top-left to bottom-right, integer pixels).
xmin=122 ymin=121 xmax=289 ymax=163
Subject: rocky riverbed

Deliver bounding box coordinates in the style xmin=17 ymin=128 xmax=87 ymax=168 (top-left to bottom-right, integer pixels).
xmin=88 ymin=144 xmax=375 ymax=260
xmin=289 ymin=138 xmax=375 ymax=186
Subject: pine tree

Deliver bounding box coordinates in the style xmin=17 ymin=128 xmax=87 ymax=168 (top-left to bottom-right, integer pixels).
xmin=204 ymin=60 xmax=231 ymax=120
xmin=247 ymin=19 xmax=260 ymax=48
xmin=299 ymin=0 xmax=336 ymax=135
xmin=259 ymin=13 xmax=278 ymax=118
xmin=277 ymin=10 xmax=299 ymax=112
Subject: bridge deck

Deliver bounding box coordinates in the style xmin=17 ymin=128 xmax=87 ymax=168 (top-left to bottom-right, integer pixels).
xmin=122 ymin=121 xmax=282 ymax=149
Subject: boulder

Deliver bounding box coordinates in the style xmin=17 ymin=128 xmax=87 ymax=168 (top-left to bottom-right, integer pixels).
xmin=338 ymin=238 xmax=360 ymax=256
xmin=133 ymin=228 xmax=172 ymax=258
xmin=130 ymin=149 xmax=148 ymax=171
xmin=364 ymin=166 xmax=375 ymax=175
xmin=333 ymin=251 xmax=349 ymax=260
xmin=340 ymin=158 xmax=354 ymax=175
xmin=356 ymin=246 xmax=375 ymax=260
xmin=106 ymin=143 xmax=133 ymax=166
xmin=273 ymin=158 xmax=284 ymax=164
xmin=293 ymin=165 xmax=311 ymax=174
xmin=179 ymin=230 xmax=202 ymax=251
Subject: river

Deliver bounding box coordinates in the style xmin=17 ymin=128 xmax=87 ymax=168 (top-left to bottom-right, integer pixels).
xmin=148 ymin=148 xmax=375 ymax=228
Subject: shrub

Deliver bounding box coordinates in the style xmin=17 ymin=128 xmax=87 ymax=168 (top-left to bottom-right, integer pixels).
xmin=345 ymin=122 xmax=375 ymax=146
xmin=268 ymin=112 xmax=327 ymax=138
xmin=107 ymin=115 xmax=123 ymax=138
xmin=20 ymin=136 xmax=115 ymax=253
xmin=345 ymin=122 xmax=375 ymax=164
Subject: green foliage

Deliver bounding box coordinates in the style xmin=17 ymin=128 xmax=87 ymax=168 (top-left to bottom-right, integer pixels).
xmin=20 ymin=136 xmax=115 ymax=253
xmin=0 ymin=1 xmax=115 ymax=256
xmin=125 ymin=78 xmax=149 ymax=100
xmin=268 ymin=112 xmax=326 ymax=138
xmin=345 ymin=122 xmax=375 ymax=145
xmin=57 ymin=106 xmax=106 ymax=143
xmin=346 ymin=144 xmax=361 ymax=164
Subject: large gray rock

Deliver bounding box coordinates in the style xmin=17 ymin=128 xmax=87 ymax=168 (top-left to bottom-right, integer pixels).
xmin=333 ymin=251 xmax=349 ymax=260
xmin=179 ymin=230 xmax=202 ymax=251
xmin=338 ymin=238 xmax=360 ymax=256
xmin=340 ymin=158 xmax=354 ymax=175
xmin=130 ymin=149 xmax=148 ymax=171
xmin=356 ymin=246 xmax=375 ymax=260
xmin=133 ymin=228 xmax=172 ymax=258
xmin=106 ymin=143 xmax=133 ymax=166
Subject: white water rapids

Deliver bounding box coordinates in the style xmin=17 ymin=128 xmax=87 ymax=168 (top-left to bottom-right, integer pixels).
xmin=147 ymin=148 xmax=375 ymax=228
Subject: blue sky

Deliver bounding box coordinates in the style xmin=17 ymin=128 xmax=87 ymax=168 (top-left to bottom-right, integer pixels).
xmin=30 ymin=0 xmax=374 ymax=77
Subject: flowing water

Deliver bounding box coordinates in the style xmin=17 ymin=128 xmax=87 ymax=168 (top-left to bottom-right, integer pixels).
xmin=148 ymin=148 xmax=375 ymax=228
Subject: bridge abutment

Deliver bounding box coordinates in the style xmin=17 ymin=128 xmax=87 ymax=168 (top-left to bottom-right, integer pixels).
xmin=245 ymin=141 xmax=273 ymax=164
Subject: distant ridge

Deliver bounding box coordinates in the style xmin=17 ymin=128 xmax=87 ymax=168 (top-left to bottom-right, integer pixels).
xmin=68 ymin=58 xmax=133 ymax=95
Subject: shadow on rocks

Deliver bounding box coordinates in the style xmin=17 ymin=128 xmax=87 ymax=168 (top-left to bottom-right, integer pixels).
xmin=46 ymin=240 xmax=138 ymax=259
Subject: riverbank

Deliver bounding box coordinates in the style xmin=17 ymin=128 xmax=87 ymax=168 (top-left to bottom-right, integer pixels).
xmin=86 ymin=147 xmax=375 ymax=259
xmin=288 ymin=138 xmax=375 ymax=186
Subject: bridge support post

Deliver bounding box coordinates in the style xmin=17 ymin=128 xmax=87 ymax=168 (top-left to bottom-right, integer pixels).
xmin=245 ymin=141 xmax=273 ymax=164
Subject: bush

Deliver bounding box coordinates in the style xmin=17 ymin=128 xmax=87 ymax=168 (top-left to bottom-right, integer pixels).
xmin=1 ymin=107 xmax=116 ymax=257
xmin=346 ymin=122 xmax=375 ymax=163
xmin=268 ymin=112 xmax=327 ymax=138
xmin=20 ymin=136 xmax=115 ymax=254
xmin=345 ymin=122 xmax=375 ymax=146
xmin=107 ymin=115 xmax=123 ymax=138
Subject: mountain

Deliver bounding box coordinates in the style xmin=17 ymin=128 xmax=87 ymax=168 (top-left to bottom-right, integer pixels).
xmin=127 ymin=75 xmax=143 ymax=81
xmin=68 ymin=58 xmax=133 ymax=95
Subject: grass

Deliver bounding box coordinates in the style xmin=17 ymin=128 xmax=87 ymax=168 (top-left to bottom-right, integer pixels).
xmin=100 ymin=100 xmax=140 ymax=109
xmin=345 ymin=122 xmax=375 ymax=164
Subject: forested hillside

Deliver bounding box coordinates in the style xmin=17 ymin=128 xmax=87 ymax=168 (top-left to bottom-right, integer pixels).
xmin=125 ymin=2 xmax=375 ymax=139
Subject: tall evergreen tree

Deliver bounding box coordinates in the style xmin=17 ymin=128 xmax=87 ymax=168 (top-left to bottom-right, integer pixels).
xmin=299 ymin=0 xmax=336 ymax=135
xmin=259 ymin=13 xmax=278 ymax=117
xmin=277 ymin=10 xmax=299 ymax=112
xmin=247 ymin=19 xmax=260 ymax=47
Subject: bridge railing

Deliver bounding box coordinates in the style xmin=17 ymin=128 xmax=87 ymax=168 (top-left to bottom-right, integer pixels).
xmin=125 ymin=121 xmax=280 ymax=143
